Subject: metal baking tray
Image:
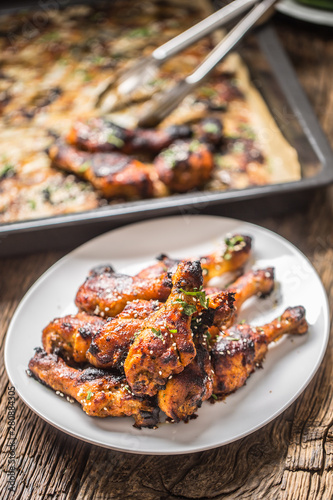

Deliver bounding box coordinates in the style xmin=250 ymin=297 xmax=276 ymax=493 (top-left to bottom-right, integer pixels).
xmin=0 ymin=14 xmax=332 ymax=256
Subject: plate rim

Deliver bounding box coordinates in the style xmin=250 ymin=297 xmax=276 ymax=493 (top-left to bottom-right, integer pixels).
xmin=4 ymin=214 xmax=331 ymax=454
xmin=276 ymin=0 xmax=333 ymax=26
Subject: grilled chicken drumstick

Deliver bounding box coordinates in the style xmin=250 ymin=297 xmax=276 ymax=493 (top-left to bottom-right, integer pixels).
xmin=28 ymin=348 xmax=159 ymax=428
xmin=86 ymin=299 xmax=161 ymax=369
xmin=67 ymin=117 xmax=192 ymax=155
xmin=43 ymin=265 xmax=269 ymax=369
xmin=158 ymin=330 xmax=214 ymax=423
xmin=42 ymin=311 xmax=106 ymax=364
xmin=154 ymin=139 xmax=214 ymax=192
xmin=135 ymin=234 xmax=252 ymax=286
xmin=124 ymin=261 xmax=203 ymax=396
xmin=211 ymin=306 xmax=308 ymax=397
xmin=43 ymin=288 xmax=234 ymax=370
xmin=49 ymin=141 xmax=156 ymax=200
xmin=75 ymin=264 xmax=172 ymax=318
xmin=75 ymin=235 xmax=251 ymax=319
xmin=208 ymin=267 xmax=275 ymax=338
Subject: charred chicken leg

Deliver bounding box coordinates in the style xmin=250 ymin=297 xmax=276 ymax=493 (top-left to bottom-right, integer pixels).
xmin=28 ymin=348 xmax=159 ymax=428
xmin=154 ymin=139 xmax=214 ymax=192
xmin=158 ymin=331 xmax=213 ymax=423
xmin=124 ymin=261 xmax=203 ymax=396
xmin=211 ymin=306 xmax=308 ymax=397
xmin=75 ymin=264 xmax=171 ymax=318
xmin=135 ymin=234 xmax=252 ymax=287
xmin=42 ymin=311 xmax=106 ymax=363
xmin=66 ymin=117 xmax=192 ymax=155
xmin=49 ymin=141 xmax=156 ymax=200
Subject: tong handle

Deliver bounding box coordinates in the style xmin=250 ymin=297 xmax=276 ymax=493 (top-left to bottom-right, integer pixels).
xmin=187 ymin=0 xmax=278 ymax=85
xmin=153 ymin=0 xmax=258 ymax=62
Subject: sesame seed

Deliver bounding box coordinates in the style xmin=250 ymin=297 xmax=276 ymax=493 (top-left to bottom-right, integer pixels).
xmin=159 ymin=371 xmax=162 ymax=376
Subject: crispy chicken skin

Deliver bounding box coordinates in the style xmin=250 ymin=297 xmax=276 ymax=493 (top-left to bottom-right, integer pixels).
xmin=75 ymin=264 xmax=172 ymax=318
xmin=154 ymin=139 xmax=214 ymax=192
xmin=42 ymin=311 xmax=106 ymax=363
xmin=124 ymin=261 xmax=203 ymax=396
xmin=158 ymin=329 xmax=214 ymax=422
xmin=211 ymin=306 xmax=308 ymax=397
xmin=67 ymin=117 xmax=192 ymax=155
xmin=87 ymin=299 xmax=161 ymax=369
xmin=28 ymin=348 xmax=159 ymax=428
xmin=49 ymin=141 xmax=155 ymax=200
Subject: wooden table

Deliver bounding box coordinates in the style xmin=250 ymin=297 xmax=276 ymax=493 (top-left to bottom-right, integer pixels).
xmin=1 ymin=14 xmax=332 ymax=500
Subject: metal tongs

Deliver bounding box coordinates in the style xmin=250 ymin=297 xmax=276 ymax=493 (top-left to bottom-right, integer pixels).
xmin=131 ymin=0 xmax=278 ymax=128
xmin=117 ymin=0 xmax=259 ymax=96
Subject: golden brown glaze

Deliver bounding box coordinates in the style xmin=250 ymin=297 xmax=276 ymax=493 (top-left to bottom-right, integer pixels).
xmin=49 ymin=141 xmax=155 ymax=200
xmin=28 ymin=349 xmax=159 ymax=428
xmin=42 ymin=311 xmax=105 ymax=363
xmin=211 ymin=306 xmax=308 ymax=396
xmin=87 ymin=299 xmax=161 ymax=369
xmin=67 ymin=117 xmax=192 ymax=155
xmin=124 ymin=261 xmax=203 ymax=396
xmin=75 ymin=264 xmax=172 ymax=318
xmin=158 ymin=333 xmax=213 ymax=422
xmin=154 ymin=139 xmax=214 ymax=192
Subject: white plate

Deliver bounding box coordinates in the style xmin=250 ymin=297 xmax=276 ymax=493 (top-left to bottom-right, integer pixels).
xmin=276 ymin=0 xmax=333 ymax=26
xmin=5 ymin=215 xmax=329 ymax=455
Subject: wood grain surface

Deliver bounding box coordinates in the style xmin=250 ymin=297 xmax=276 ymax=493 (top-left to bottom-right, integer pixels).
xmin=1 ymin=13 xmax=333 ymax=500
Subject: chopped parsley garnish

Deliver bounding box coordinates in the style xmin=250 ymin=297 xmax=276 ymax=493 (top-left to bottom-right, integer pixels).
xmin=175 ymin=300 xmax=197 ymax=316
xmin=169 ymin=329 xmax=177 ymax=334
xmin=86 ymin=391 xmax=93 ymax=401
xmin=202 ymin=122 xmax=220 ymax=134
xmin=239 ymin=123 xmax=256 ymax=140
xmin=225 ymin=336 xmax=240 ymax=341
xmin=189 ymin=139 xmax=201 ymax=153
xmin=224 ymin=235 xmax=245 ymax=260
xmin=107 ymin=134 xmax=125 ymax=148
xmin=225 ymin=235 xmax=244 ymax=248
xmin=78 ymin=162 xmax=90 ymax=173
xmin=240 ymin=319 xmax=246 ymax=324
xmin=199 ymin=87 xmax=218 ymax=98
xmin=0 ymin=163 xmax=16 ymax=179
xmin=277 ymin=316 xmax=282 ymax=322
xmin=128 ymin=27 xmax=152 ymax=38
xmin=151 ymin=327 xmax=163 ymax=339
xmin=28 ymin=199 xmax=36 ymax=210
xmin=161 ymin=148 xmax=177 ymax=169
xmin=180 ymin=287 xmax=209 ymax=309
xmin=232 ymin=141 xmax=245 ymax=153
xmin=211 ymin=394 xmax=218 ymax=400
